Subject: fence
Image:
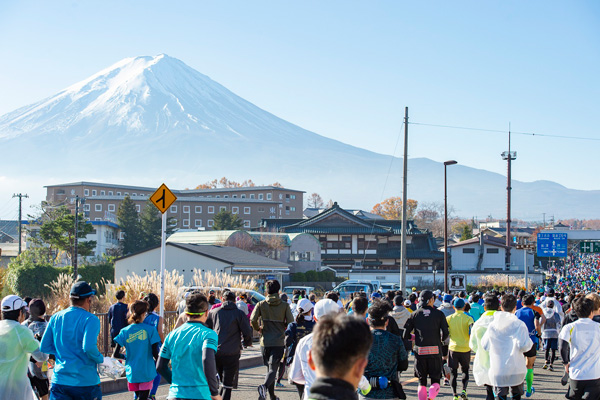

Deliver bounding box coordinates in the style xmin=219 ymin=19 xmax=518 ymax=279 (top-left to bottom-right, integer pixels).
xmin=95 ymin=311 xmax=178 ymax=356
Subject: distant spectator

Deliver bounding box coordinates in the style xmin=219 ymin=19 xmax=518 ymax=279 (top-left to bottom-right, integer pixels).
xmin=108 ymin=290 xmax=128 ymax=347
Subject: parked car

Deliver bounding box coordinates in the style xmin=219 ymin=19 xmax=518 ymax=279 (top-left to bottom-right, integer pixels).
xmin=379 ymin=283 xmax=400 ymax=293
xmin=332 ymin=280 xmax=382 ymax=300
xmin=178 ymin=286 xmax=265 ymax=305
xmin=282 ymin=286 xmax=315 ymax=296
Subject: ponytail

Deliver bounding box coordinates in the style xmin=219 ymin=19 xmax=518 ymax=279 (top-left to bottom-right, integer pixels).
xmin=295 ymin=307 xmax=312 ymax=324
xmin=128 ymin=300 xmax=149 ymax=324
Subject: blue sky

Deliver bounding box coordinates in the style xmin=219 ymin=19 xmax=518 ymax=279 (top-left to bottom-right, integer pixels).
xmin=0 ymin=1 xmax=598 ymax=198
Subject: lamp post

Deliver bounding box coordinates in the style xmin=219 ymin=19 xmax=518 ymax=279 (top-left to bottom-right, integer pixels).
xmin=444 ymin=160 xmax=457 ymax=293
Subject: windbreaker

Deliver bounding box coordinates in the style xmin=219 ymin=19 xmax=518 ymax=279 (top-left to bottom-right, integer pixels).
xmin=0 ymin=319 xmax=47 ymax=400
xmin=251 ymin=294 xmax=294 ymax=347
xmin=481 ymin=311 xmax=533 ymax=387
xmin=541 ymin=307 xmax=562 ymax=339
xmin=390 ymin=305 xmax=411 ymax=331
xmin=469 ymin=310 xmax=496 ymax=387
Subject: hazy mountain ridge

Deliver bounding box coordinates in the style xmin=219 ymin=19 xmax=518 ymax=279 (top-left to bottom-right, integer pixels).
xmin=0 ymin=54 xmax=598 ymax=220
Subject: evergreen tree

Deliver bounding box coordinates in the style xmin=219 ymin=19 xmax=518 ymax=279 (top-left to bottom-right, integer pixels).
xmin=38 ymin=206 xmax=96 ymax=262
xmin=138 ymin=200 xmax=176 ymax=250
xmin=460 ymin=223 xmax=474 ymax=241
xmin=117 ymin=196 xmax=142 ymax=255
xmin=213 ymin=209 xmax=243 ymax=230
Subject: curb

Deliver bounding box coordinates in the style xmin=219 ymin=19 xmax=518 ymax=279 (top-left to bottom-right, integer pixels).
xmin=100 ymin=355 xmax=263 ymax=394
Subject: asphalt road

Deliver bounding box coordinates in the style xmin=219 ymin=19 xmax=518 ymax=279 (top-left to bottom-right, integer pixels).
xmin=104 ymin=355 xmax=569 ymax=400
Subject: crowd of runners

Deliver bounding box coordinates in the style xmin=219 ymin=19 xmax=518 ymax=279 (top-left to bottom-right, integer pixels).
xmin=2 ymin=254 xmax=600 ymax=400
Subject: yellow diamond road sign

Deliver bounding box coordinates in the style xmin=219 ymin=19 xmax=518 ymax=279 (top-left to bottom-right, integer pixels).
xmin=150 ymin=183 xmax=177 ymax=214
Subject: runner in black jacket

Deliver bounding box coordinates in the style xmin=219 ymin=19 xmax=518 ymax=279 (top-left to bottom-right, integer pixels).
xmin=404 ymin=290 xmax=449 ymax=400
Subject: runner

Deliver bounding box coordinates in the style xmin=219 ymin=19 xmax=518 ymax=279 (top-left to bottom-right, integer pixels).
xmin=22 ymin=298 xmax=50 ymax=400
xmin=112 ymin=300 xmax=161 ymax=400
xmin=470 ymin=294 xmax=500 ymax=400
xmin=282 ymin=298 xmax=315 ymax=394
xmin=446 ymin=298 xmax=474 ymax=400
xmin=0 ymin=295 xmax=47 ymax=400
xmin=40 ymin=281 xmax=104 ymax=400
xmin=541 ymin=300 xmax=562 ymax=371
xmin=107 ymin=290 xmax=128 ymax=348
xmin=482 ymin=293 xmax=533 ymax=400
xmin=559 ymin=296 xmax=600 ymax=400
xmin=157 ymin=292 xmax=221 ymax=400
xmin=515 ymin=294 xmax=545 ymax=397
xmin=251 ymin=279 xmax=294 ymax=400
xmin=403 ymin=290 xmax=449 ymax=400
xmin=468 ymin=294 xmax=484 ymax=322
xmin=206 ymin=289 xmax=254 ymax=400
xmin=306 ymin=313 xmax=373 ymax=400
xmin=143 ymin=292 xmax=165 ymax=400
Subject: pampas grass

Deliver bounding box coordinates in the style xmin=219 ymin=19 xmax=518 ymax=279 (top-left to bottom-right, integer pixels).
xmin=475 ymin=274 xmax=535 ymax=291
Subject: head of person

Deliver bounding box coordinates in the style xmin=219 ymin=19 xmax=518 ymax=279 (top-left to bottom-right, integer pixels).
xmin=292 ymin=294 xmax=300 ymax=304
xmin=239 ymin=293 xmax=250 ymax=304
xmin=443 ymin=294 xmax=453 ymax=304
xmin=143 ymin=292 xmax=159 ymax=312
xmin=208 ymin=289 xmax=217 ymax=302
xmin=404 ymin=299 xmax=412 ymax=308
xmin=419 ymin=290 xmax=435 ymax=308
xmin=522 ymin=294 xmax=535 ymax=307
xmin=393 ymin=295 xmax=404 ymax=307
xmin=408 ymin=293 xmax=417 ymax=304
xmin=280 ymin=293 xmax=288 ymax=302
xmin=115 ymin=290 xmax=125 ymax=301
xmin=325 ymin=291 xmax=339 ymax=303
xmin=1 ymin=295 xmax=28 ymax=322
xmin=266 ymin=280 xmax=280 ymax=295
xmin=500 ymin=293 xmax=518 ymax=313
xmin=296 ymin=298 xmax=315 ymax=324
xmin=518 ymin=290 xmax=526 ymax=299
xmin=573 ymin=297 xmax=596 ymax=319
xmin=70 ymin=281 xmax=96 ymax=311
xmin=547 ymin=300 xmax=555 ymax=308
xmin=548 ymin=288 xmax=555 ymax=297
xmin=459 ymin=291 xmax=467 ymax=299
xmin=585 ymin=293 xmax=600 ymax=311
xmin=483 ymin=294 xmax=500 ymax=311
xmin=314 ymin=299 xmax=340 ymax=322
xmin=222 ymin=289 xmax=235 ymax=303
xmin=453 ymin=298 xmax=465 ymax=311
xmin=308 ymin=313 xmax=373 ymax=389
xmin=352 ymin=296 xmax=369 ymax=316
xmin=28 ymin=298 xmax=46 ymax=320
xmin=367 ymin=299 xmax=390 ymax=329
xmin=186 ymin=293 xmax=210 ymax=321
xmin=309 ymin=293 xmax=316 ymax=303
xmin=371 ymin=292 xmax=382 ymax=301
xmin=471 ymin=293 xmax=480 ymax=304
xmin=128 ymin=300 xmax=149 ymax=324
xmin=386 ymin=290 xmax=396 ymax=301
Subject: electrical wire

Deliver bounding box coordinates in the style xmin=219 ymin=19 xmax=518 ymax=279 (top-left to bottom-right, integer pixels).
xmin=410 ymin=122 xmax=600 ymax=142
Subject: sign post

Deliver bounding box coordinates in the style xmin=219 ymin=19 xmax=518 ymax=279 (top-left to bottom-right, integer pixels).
xmin=149 ymin=183 xmax=177 ymax=318
xmin=536 ymin=233 xmax=568 ymax=258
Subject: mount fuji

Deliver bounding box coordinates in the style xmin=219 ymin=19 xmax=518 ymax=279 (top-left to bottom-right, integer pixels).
xmin=1 ymin=54 xmax=598 ymax=220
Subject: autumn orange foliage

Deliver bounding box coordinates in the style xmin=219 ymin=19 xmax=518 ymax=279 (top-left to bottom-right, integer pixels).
xmin=372 ymin=197 xmax=418 ymax=220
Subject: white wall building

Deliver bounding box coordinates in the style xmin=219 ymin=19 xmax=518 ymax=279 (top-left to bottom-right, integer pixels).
xmin=448 ymin=235 xmax=535 ymax=272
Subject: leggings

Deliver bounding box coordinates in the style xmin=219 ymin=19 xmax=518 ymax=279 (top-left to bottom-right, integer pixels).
xmin=136 ymin=390 xmax=150 ymax=400
xmin=545 ymin=348 xmax=556 ymax=364
xmin=151 ymin=373 xmax=161 ymax=395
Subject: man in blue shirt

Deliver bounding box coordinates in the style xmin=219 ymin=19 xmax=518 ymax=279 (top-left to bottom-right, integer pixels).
xmin=515 ymin=294 xmax=544 ymax=398
xmin=108 ymin=289 xmax=128 ymax=347
xmin=41 ymin=281 xmax=104 ymax=400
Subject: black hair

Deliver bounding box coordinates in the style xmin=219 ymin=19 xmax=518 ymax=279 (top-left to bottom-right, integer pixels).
xmin=523 ymin=294 xmax=535 ymax=306
xmin=471 ymin=294 xmax=480 ymax=303
xmin=326 ymin=291 xmax=339 ymax=303
xmin=144 ymin=293 xmax=159 ymax=312
xmin=128 ymin=300 xmax=149 ymax=324
xmin=295 ymin=306 xmax=312 ymax=324
xmin=483 ymin=294 xmax=500 ymax=311
xmin=280 ymin=293 xmax=288 ymax=302
xmin=23 ymin=297 xmax=32 ymax=305
xmin=459 ymin=291 xmax=467 ymax=298
xmin=386 ymin=290 xmax=396 ymax=300
xmin=408 ymin=293 xmax=417 ymax=303
xmin=548 ymin=288 xmax=555 ymax=296
xmin=573 ymin=297 xmax=594 ymax=319
xmin=116 ymin=290 xmax=125 ymax=300
xmin=28 ymin=299 xmax=46 ymax=319
xmin=2 ymin=309 xmax=23 ymax=321
xmin=518 ymin=290 xmax=526 ymax=299
xmin=71 ymin=297 xmax=88 ymax=307
xmin=266 ymin=280 xmax=280 ymax=295
xmin=393 ymin=295 xmax=404 ymax=306
xmin=311 ymin=313 xmax=373 ymax=376
xmin=352 ymin=297 xmax=369 ymax=315
xmin=222 ymin=290 xmax=235 ymax=302
xmin=367 ymin=299 xmax=390 ymax=327
xmin=309 ymin=294 xmax=316 ymax=302
xmin=186 ymin=293 xmax=209 ymax=315
xmin=501 ymin=293 xmax=517 ymax=312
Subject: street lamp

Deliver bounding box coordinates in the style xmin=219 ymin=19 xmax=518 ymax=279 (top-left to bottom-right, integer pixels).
xmin=444 ymin=160 xmax=457 ymax=293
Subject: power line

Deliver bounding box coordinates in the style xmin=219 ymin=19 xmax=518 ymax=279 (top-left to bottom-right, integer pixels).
xmin=410 ymin=122 xmax=600 ymax=142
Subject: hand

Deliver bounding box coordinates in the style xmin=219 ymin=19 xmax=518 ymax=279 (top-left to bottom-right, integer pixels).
xmin=35 ymin=362 xmax=43 ymax=369
xmin=565 ymin=363 xmax=569 ymax=374
xmin=211 ymin=395 xmax=222 ymax=400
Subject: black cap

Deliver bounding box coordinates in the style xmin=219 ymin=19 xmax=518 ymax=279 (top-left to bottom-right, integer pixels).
xmin=70 ymin=281 xmax=96 ymax=299
xmin=419 ymin=290 xmax=434 ymax=304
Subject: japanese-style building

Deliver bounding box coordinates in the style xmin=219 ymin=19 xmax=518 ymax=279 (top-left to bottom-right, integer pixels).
xmin=259 ymin=202 xmax=443 ymax=273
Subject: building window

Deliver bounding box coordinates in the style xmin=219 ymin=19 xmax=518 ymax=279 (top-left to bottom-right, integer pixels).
xmin=208 ymin=206 xmax=214 ymax=214
xmin=195 ymin=206 xmax=202 ymax=213
xmin=487 ymin=248 xmax=499 ymax=254
xmin=169 ymin=219 xmax=178 ymax=227
xmin=224 ymin=195 xmax=229 ymax=198
xmin=258 ymin=207 xmax=265 ymax=212
xmin=259 ymin=194 xmax=264 ymax=200
xmin=286 ymin=194 xmax=290 ymax=199
xmin=108 ymin=191 xmax=113 ymax=195
xmin=291 ymin=194 xmax=296 ymax=200
xmin=250 ymin=194 xmax=255 ymax=199
xmin=195 ymin=219 xmax=202 ymax=227
xmin=462 ymin=248 xmax=475 ymax=254
xmin=232 ymin=207 xmax=239 ymax=214
xmin=270 ymin=207 xmax=276 ymax=214
xmin=243 ymin=220 xmax=251 ymax=228
xmin=108 ymin=204 xmax=115 ymax=212
xmin=132 ymin=193 xmax=137 ymax=196
xmin=183 ymin=219 xmax=190 ymax=227
xmin=183 ymin=206 xmax=190 ymax=213
xmin=219 ymin=206 xmax=226 ymax=212
xmin=216 ymin=195 xmax=220 ymax=198
xmin=244 ymin=207 xmax=251 ymax=214
xmin=136 ymin=205 xmax=140 ymax=212
xmin=290 ymin=207 xmax=296 ymax=211
xmin=286 ymin=206 xmax=290 ymax=210
xmin=84 ymin=204 xmax=90 ymax=211
xmin=267 ymin=193 xmax=272 ymax=200
xmin=84 ymin=189 xmax=89 ymax=196
xmin=95 ymin=218 xmax=101 ymax=221
xmin=124 ymin=192 xmax=129 ymax=196
xmin=241 ymin=194 xmax=246 ymax=199
xmin=91 ymin=190 xmax=96 ymax=196
xmin=101 ymin=191 xmax=105 ymax=195
xmin=232 ymin=195 xmax=237 ymax=198
xmin=208 ymin=219 xmax=214 ymax=227
xmin=170 ymin=205 xmax=177 ymax=213
xmin=279 ymin=194 xmax=283 ymax=200
xmin=117 ymin=192 xmax=121 ymax=195
xmin=95 ymin=204 xmax=102 ymax=212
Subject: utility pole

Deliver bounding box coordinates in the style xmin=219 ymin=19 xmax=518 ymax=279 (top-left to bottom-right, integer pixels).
xmin=501 ymin=125 xmax=516 ymax=271
xmin=12 ymin=193 xmax=29 ymax=255
xmin=73 ymin=196 xmax=85 ymax=280
xmin=399 ymin=107 xmax=409 ymax=295
xmin=542 ymin=213 xmax=546 ymax=229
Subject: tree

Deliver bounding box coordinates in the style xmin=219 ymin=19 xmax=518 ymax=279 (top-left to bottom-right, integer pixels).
xmin=117 ymin=196 xmax=142 ymax=255
xmin=307 ymin=193 xmax=324 ymax=208
xmin=371 ymin=197 xmax=418 ymax=220
xmin=414 ymin=201 xmax=455 ymax=238
xmin=192 ymin=177 xmax=257 ymax=189
xmin=454 ymin=222 xmax=474 ymax=241
xmin=38 ymin=206 xmax=96 ymax=262
xmin=213 ymin=210 xmax=243 ymax=230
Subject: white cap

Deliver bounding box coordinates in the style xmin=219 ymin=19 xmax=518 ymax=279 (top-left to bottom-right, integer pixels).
xmin=314 ymin=299 xmax=339 ymax=319
xmin=404 ymin=300 xmax=412 ymax=307
xmin=297 ymin=298 xmax=314 ymax=313
xmin=2 ymin=295 xmax=27 ymax=312
xmin=434 ymin=289 xmax=441 ymax=295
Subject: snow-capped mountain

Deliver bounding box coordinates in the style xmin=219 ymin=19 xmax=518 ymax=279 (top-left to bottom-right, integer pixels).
xmin=1 ymin=54 xmax=598 ymax=219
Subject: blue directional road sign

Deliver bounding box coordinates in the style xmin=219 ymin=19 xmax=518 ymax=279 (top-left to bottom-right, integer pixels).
xmin=537 ymin=233 xmax=568 ymax=257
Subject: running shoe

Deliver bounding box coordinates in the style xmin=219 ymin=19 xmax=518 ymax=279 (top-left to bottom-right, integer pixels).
xmin=549 ymin=365 xmax=554 ymax=372
xmin=461 ymin=390 xmax=468 ymax=399
xmin=257 ymin=384 xmax=267 ymax=400
xmin=453 ymin=396 xmax=460 ymax=400
xmin=275 ymin=382 xmax=285 ymax=388
xmin=542 ymin=363 xmax=548 ymax=370
xmin=525 ymin=387 xmax=535 ymax=398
